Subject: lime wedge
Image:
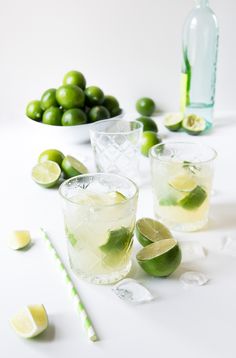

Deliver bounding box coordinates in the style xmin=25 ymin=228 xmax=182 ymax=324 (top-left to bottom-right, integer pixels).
xmin=8 ymin=231 xmax=31 ymax=250
xmin=136 ymin=218 xmax=172 ymax=246
xmin=182 ymin=114 xmax=206 ymax=135
xmin=136 ymin=239 xmax=181 ymax=277
xmin=178 ymin=185 xmax=207 ymax=210
xmin=32 ymin=160 xmax=61 ymax=188
xmin=168 ymin=173 xmax=197 ymax=192
xmin=61 ymin=155 xmax=88 ymax=178
xmin=107 ymin=191 xmax=127 ymax=204
xmin=10 ymin=304 xmax=48 ymax=338
xmin=100 ymin=227 xmax=133 ymax=253
xmin=159 ymin=196 xmax=177 ymax=206
xmin=164 ymin=113 xmax=183 ymax=131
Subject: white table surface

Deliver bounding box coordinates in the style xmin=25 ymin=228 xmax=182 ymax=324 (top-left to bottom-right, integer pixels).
xmin=1 ymin=113 xmax=236 ymax=358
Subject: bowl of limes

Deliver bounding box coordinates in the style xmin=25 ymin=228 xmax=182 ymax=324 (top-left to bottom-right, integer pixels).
xmin=26 ymin=70 xmax=124 ymax=144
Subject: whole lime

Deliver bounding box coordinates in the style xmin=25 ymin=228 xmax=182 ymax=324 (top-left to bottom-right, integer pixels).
xmin=63 ymin=70 xmax=86 ymax=90
xmin=41 ymin=89 xmax=58 ymax=110
xmin=62 ymin=108 xmax=87 ymax=126
xmin=136 ymin=97 xmax=155 ymax=116
xmin=88 ymin=106 xmax=110 ymax=122
xmin=141 ymin=131 xmax=161 ymax=157
xmin=56 ymin=85 xmax=85 ymax=109
xmin=26 ymin=100 xmax=43 ymax=121
xmin=103 ymin=95 xmax=119 ymax=113
xmin=61 ymin=155 xmax=88 ymax=178
xmin=38 ymin=149 xmax=65 ymax=167
xmin=110 ymin=107 xmax=122 ymax=117
xmin=85 ymin=86 xmax=104 ymax=106
xmin=136 ymin=116 xmax=158 ymax=132
xmin=42 ymin=107 xmax=62 ymax=126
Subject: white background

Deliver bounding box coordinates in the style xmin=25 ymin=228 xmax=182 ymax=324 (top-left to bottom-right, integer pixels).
xmin=0 ymin=0 xmax=235 ymax=121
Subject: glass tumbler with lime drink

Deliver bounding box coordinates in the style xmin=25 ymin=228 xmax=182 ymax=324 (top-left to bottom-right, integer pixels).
xmin=59 ymin=173 xmax=138 ymax=284
xmin=150 ymin=142 xmax=216 ymax=232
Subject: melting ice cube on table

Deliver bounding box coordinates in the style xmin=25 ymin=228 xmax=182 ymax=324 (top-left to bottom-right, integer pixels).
xmin=180 ymin=271 xmax=209 ymax=287
xmin=112 ymin=278 xmax=154 ymax=304
xmin=220 ymin=235 xmax=236 ymax=258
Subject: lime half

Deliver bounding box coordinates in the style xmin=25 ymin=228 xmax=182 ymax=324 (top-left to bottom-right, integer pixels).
xmin=32 ymin=160 xmax=61 ymax=188
xmin=10 ymin=304 xmax=48 ymax=338
xmin=168 ymin=173 xmax=197 ymax=192
xmin=100 ymin=227 xmax=133 ymax=253
xmin=136 ymin=239 xmax=181 ymax=277
xmin=178 ymin=185 xmax=207 ymax=210
xmin=182 ymin=114 xmax=206 ymax=135
xmin=8 ymin=231 xmax=31 ymax=250
xmin=164 ymin=113 xmax=183 ymax=131
xmin=136 ymin=218 xmax=172 ymax=246
xmin=61 ymin=155 xmax=88 ymax=178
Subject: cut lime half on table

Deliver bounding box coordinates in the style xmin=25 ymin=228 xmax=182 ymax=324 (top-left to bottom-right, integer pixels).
xmin=32 ymin=160 xmax=61 ymax=188
xmin=136 ymin=218 xmax=173 ymax=246
xmin=182 ymin=114 xmax=206 ymax=135
xmin=136 ymin=239 xmax=181 ymax=277
xmin=10 ymin=304 xmax=48 ymax=338
xmin=61 ymin=155 xmax=88 ymax=178
xmin=164 ymin=113 xmax=183 ymax=131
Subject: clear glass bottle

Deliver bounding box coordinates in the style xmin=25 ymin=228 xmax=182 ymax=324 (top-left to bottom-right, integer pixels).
xmin=180 ymin=0 xmax=219 ymax=128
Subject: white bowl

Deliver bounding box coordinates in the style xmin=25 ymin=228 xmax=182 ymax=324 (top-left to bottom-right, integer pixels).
xmin=25 ymin=111 xmax=124 ymax=145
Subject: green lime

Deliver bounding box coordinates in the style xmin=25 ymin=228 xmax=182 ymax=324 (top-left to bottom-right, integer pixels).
xmin=178 ymin=185 xmax=207 ymax=210
xmin=61 ymin=155 xmax=88 ymax=178
xmin=110 ymin=107 xmax=122 ymax=117
xmin=26 ymin=100 xmax=43 ymax=121
xmin=136 ymin=97 xmax=155 ymax=116
xmin=182 ymin=114 xmax=206 ymax=135
xmin=103 ymin=95 xmax=119 ymax=113
xmin=136 ymin=218 xmax=172 ymax=247
xmin=141 ymin=131 xmax=161 ymax=157
xmin=85 ymin=86 xmax=104 ymax=106
xmin=164 ymin=113 xmax=183 ymax=132
xmin=100 ymin=227 xmax=133 ymax=253
xmin=42 ymin=107 xmax=62 ymax=126
xmin=136 ymin=239 xmax=181 ymax=277
xmin=56 ymin=85 xmax=85 ymax=109
xmin=63 ymin=70 xmax=86 ymax=90
xmin=38 ymin=149 xmax=65 ymax=167
xmin=32 ymin=160 xmax=61 ymax=188
xmin=159 ymin=196 xmax=177 ymax=206
xmin=136 ymin=117 xmax=158 ymax=132
xmin=88 ymin=106 xmax=110 ymax=122
xmin=62 ymin=108 xmax=87 ymax=126
xmin=40 ymin=89 xmax=58 ymax=110
xmin=107 ymin=191 xmax=127 ymax=204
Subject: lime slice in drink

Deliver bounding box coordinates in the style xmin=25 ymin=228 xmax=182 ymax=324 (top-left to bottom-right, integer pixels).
xmin=136 ymin=239 xmax=181 ymax=277
xmin=10 ymin=304 xmax=48 ymax=338
xmin=61 ymin=155 xmax=88 ymax=178
xmin=164 ymin=113 xmax=183 ymax=131
xmin=8 ymin=231 xmax=31 ymax=250
xmin=108 ymin=191 xmax=127 ymax=204
xmin=178 ymin=185 xmax=207 ymax=210
xmin=100 ymin=227 xmax=133 ymax=253
xmin=182 ymin=114 xmax=206 ymax=135
xmin=168 ymin=173 xmax=197 ymax=192
xmin=136 ymin=218 xmax=172 ymax=246
xmin=32 ymin=160 xmax=61 ymax=188
xmin=159 ymin=196 xmax=177 ymax=206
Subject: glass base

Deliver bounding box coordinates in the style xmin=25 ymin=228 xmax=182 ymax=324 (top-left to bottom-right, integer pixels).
xmin=70 ymin=260 xmax=132 ymax=285
xmin=156 ymin=216 xmax=208 ymax=232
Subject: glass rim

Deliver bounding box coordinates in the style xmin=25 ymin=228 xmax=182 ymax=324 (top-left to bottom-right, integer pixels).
xmin=89 ymin=119 xmax=143 ymax=135
xmin=58 ymin=172 xmax=139 ymax=207
xmin=149 ymin=141 xmax=217 ymax=164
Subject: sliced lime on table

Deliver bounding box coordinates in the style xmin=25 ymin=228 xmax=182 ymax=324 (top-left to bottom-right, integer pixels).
xmin=10 ymin=304 xmax=48 ymax=338
xmin=61 ymin=155 xmax=88 ymax=178
xmin=178 ymin=185 xmax=207 ymax=210
xmin=38 ymin=149 xmax=65 ymax=167
xmin=182 ymin=114 xmax=206 ymax=135
xmin=8 ymin=231 xmax=31 ymax=250
xmin=136 ymin=218 xmax=173 ymax=246
xmin=168 ymin=173 xmax=197 ymax=192
xmin=136 ymin=239 xmax=181 ymax=277
xmin=164 ymin=113 xmax=183 ymax=131
xmin=32 ymin=160 xmax=61 ymax=188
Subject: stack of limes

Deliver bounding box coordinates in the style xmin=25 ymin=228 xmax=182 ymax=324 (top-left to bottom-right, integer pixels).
xmin=26 ymin=70 xmax=122 ymax=126
xmin=135 ymin=97 xmax=162 ymax=156
xmin=31 ymin=149 xmax=88 ymax=188
xmin=135 ymin=218 xmax=181 ymax=277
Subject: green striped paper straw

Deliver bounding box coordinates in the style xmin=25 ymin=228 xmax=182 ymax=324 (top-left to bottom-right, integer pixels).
xmin=40 ymin=228 xmax=98 ymax=342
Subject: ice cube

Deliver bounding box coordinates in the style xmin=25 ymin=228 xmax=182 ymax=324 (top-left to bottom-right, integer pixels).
xmin=220 ymin=235 xmax=236 ymax=257
xmin=180 ymin=241 xmax=207 ymax=263
xmin=112 ymin=278 xmax=154 ymax=304
xmin=180 ymin=271 xmax=209 ymax=287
